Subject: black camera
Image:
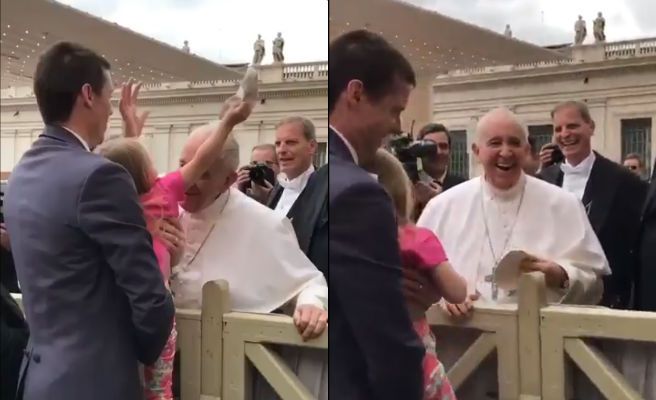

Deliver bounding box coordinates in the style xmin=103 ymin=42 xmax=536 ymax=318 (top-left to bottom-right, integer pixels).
xmin=244 ymin=163 xmax=275 ymax=187
xmin=387 ymin=133 xmax=438 ymax=183
xmin=543 ymin=143 xmax=564 ymax=166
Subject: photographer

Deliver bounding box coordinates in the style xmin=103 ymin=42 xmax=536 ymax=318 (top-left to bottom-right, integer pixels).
xmin=410 ymin=123 xmax=466 ymax=219
xmin=236 ymin=144 xmax=280 ymax=204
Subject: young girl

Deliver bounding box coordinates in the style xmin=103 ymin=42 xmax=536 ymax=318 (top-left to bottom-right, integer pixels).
xmin=373 ymin=148 xmax=467 ymax=400
xmin=95 ymin=71 xmax=257 ymax=400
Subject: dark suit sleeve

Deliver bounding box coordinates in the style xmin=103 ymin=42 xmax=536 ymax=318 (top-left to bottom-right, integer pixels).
xmin=331 ymin=180 xmax=424 ymax=400
xmin=77 ymin=162 xmax=174 ymax=365
xmin=623 ymin=176 xmax=649 ymax=306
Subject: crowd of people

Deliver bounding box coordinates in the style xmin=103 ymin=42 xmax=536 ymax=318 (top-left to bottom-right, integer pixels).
xmin=1 ymin=30 xmax=655 ymax=400
xmin=329 ymin=30 xmax=655 ymax=400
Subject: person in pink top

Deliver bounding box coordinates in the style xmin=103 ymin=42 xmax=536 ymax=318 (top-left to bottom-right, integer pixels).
xmin=95 ymin=73 xmax=256 ymax=400
xmin=373 ymin=149 xmax=467 ymax=400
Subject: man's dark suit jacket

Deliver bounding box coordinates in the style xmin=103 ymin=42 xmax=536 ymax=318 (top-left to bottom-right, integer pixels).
xmin=329 ymin=128 xmax=424 ymax=400
xmin=267 ymin=164 xmax=328 ymax=276
xmin=634 ymin=164 xmax=656 ymax=311
xmin=539 ymin=152 xmax=648 ymax=308
xmin=1 ymin=284 xmax=28 ymax=400
xmin=4 ymin=125 xmax=175 ymax=400
xmin=441 ymin=172 xmax=467 ymax=191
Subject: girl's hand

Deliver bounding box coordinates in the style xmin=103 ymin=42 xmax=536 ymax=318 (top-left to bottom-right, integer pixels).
xmin=119 ymin=79 xmax=149 ymax=138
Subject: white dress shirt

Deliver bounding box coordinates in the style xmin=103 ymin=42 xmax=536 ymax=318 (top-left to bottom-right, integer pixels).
xmin=61 ymin=126 xmax=91 ymax=152
xmin=330 ymin=124 xmax=358 ymax=165
xmin=561 ymin=151 xmax=596 ymax=201
xmin=275 ymin=165 xmax=315 ymax=216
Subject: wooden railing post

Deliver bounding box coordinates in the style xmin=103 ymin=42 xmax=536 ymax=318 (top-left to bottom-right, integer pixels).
xmin=517 ymin=272 xmax=547 ymax=398
xmin=201 ymin=280 xmax=231 ymax=399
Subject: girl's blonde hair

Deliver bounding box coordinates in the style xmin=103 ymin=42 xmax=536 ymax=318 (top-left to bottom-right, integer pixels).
xmin=373 ymin=148 xmax=413 ymax=225
xmin=95 ymin=137 xmax=153 ymax=195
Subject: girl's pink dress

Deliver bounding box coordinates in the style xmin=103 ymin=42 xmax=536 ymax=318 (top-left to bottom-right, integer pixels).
xmin=139 ymin=170 xmax=185 ymax=400
xmin=399 ymin=225 xmax=456 ymax=400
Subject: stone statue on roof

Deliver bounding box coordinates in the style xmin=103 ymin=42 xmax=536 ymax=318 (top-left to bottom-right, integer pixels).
xmin=272 ymin=32 xmax=285 ymax=63
xmin=182 ymin=40 xmax=190 ymax=53
xmin=504 ymin=24 xmax=512 ymax=38
xmin=593 ymin=12 xmax=606 ymax=43
xmin=574 ymin=15 xmax=587 ymax=45
xmin=252 ymin=34 xmax=265 ymax=65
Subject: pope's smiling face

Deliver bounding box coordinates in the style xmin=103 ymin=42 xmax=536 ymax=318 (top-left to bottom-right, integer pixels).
xmin=473 ymin=109 xmax=530 ymax=190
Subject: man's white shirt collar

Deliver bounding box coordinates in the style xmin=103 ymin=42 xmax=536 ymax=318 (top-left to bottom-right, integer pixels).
xmin=277 ymin=165 xmax=315 ymax=191
xmin=330 ymin=125 xmax=358 ymax=165
xmin=561 ymin=151 xmax=595 ymax=176
xmin=61 ymin=126 xmax=91 ymax=152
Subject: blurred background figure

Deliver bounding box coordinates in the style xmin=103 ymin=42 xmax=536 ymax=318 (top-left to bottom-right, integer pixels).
xmin=623 ymin=153 xmax=646 ymax=180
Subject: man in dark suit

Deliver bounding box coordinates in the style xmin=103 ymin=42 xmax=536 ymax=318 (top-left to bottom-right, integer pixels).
xmin=1 ymin=283 xmax=28 ymax=400
xmin=266 ymin=117 xmax=328 ymax=275
xmin=634 ymin=160 xmax=656 ymax=312
xmin=4 ymin=42 xmax=174 ymax=400
xmin=412 ymin=123 xmax=467 ymax=219
xmin=328 ymin=30 xmax=424 ymax=400
xmin=538 ymin=101 xmax=648 ymax=309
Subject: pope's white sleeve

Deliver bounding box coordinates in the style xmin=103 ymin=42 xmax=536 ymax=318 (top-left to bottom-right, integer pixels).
xmin=554 ymin=199 xmax=609 ymax=305
xmin=296 ymin=273 xmax=328 ymax=311
xmin=276 ymin=217 xmax=328 ymax=311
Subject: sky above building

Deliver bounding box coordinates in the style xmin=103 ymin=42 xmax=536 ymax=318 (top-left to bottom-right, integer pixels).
xmin=56 ymin=0 xmax=328 ymax=64
xmin=56 ymin=0 xmax=654 ymax=65
xmin=403 ymin=0 xmax=656 ymax=46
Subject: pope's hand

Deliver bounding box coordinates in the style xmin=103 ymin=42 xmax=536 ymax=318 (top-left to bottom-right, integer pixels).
xmin=154 ymin=218 xmax=185 ymax=267
xmin=219 ymin=96 xmax=252 ymax=127
xmin=293 ymin=305 xmax=327 ymax=341
xmin=440 ymin=292 xmax=479 ymax=319
xmin=519 ymin=256 xmax=568 ymax=288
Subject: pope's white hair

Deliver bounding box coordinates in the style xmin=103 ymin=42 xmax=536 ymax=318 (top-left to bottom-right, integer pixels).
xmin=475 ymin=107 xmax=528 ymax=144
xmin=188 ymin=121 xmax=240 ymax=171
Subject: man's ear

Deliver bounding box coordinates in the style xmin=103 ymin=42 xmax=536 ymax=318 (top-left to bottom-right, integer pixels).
xmin=471 ymin=142 xmax=480 ymax=157
xmin=81 ymin=83 xmax=94 ymax=108
xmin=225 ymin=170 xmax=238 ymax=188
xmin=345 ymin=79 xmax=364 ymax=107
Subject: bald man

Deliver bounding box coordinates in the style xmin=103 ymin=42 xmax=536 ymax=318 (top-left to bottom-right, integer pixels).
xmin=170 ymin=125 xmax=329 ymax=398
xmin=417 ymin=108 xmax=609 ymax=398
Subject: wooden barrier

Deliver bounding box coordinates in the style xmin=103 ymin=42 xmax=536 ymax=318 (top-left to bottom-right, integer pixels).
xmin=176 ymin=280 xmax=327 ymax=400
xmin=11 ymin=274 xmax=655 ymax=399
xmin=428 ymin=272 xmax=656 ymax=400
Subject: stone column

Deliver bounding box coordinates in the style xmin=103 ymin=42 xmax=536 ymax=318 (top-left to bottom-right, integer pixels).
xmin=403 ymin=75 xmax=433 ymax=136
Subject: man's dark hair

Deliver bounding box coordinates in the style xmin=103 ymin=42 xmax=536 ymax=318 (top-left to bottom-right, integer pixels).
xmin=328 ymin=30 xmax=415 ymax=114
xmin=417 ymin=123 xmax=451 ymax=147
xmin=34 ymin=42 xmax=111 ymax=125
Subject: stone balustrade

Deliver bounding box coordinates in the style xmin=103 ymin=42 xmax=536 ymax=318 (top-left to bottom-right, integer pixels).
xmin=437 ymin=37 xmax=656 ymax=79
xmin=0 ymin=61 xmax=329 ymax=99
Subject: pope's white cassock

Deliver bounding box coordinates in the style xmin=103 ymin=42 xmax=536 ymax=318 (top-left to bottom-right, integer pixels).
xmin=417 ymin=173 xmax=610 ymax=399
xmin=171 ymin=187 xmax=328 ymax=400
